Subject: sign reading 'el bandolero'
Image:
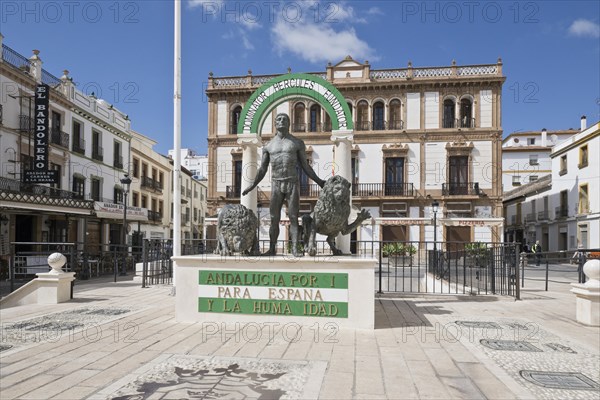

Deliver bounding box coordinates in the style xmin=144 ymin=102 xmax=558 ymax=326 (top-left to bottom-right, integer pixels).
xmin=198 ymin=270 xmax=349 ymax=318
xmin=24 ymin=84 xmax=59 ymax=184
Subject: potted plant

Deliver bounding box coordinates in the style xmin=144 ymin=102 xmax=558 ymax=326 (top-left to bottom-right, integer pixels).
xmin=383 ymin=243 xmax=416 ymax=267
xmin=465 ymin=242 xmax=489 ymax=267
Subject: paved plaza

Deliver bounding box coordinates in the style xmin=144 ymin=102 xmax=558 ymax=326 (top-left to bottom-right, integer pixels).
xmin=1 ymin=276 xmax=599 ymax=399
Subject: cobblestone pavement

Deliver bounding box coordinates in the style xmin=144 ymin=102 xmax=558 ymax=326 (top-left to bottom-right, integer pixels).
xmin=0 ymin=277 xmax=598 ymax=399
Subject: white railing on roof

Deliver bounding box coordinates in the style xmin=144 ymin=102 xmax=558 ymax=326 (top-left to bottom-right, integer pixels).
xmin=457 ymin=65 xmax=498 ymax=76
xmin=413 ymin=67 xmax=452 ymax=78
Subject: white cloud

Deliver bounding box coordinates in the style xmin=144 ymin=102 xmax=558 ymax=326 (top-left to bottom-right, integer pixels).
xmin=367 ymin=7 xmax=383 ymax=15
xmin=568 ymin=19 xmax=600 ymax=38
xmin=329 ymin=2 xmax=367 ymax=24
xmin=188 ymin=0 xmax=223 ymax=8
xmin=271 ymin=19 xmax=377 ymax=64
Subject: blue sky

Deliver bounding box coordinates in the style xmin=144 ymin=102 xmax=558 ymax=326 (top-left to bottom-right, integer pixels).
xmin=2 ymin=1 xmax=599 ymax=155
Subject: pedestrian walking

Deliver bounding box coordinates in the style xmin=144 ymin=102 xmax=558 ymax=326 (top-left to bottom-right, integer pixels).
xmin=531 ymin=240 xmax=542 ymax=266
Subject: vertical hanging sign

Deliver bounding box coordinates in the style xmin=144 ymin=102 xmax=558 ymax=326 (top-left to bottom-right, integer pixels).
xmin=24 ymin=84 xmax=58 ymax=184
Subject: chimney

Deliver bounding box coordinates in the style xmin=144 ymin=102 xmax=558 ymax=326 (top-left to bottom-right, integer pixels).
xmin=581 ymin=115 xmax=587 ymax=131
xmin=541 ymin=128 xmax=547 ymax=147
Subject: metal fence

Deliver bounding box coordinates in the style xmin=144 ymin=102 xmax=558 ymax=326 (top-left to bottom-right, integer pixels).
xmin=137 ymin=239 xmax=520 ymax=298
xmin=518 ymin=249 xmax=598 ymax=291
xmin=5 ymin=242 xmax=143 ymax=295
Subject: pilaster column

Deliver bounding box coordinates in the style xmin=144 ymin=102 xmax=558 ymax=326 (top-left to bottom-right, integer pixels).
xmin=331 ymin=130 xmax=354 ymax=253
xmin=237 ymin=134 xmax=262 ymax=216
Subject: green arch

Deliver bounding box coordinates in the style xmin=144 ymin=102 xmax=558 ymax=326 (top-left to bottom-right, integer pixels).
xmin=238 ymin=73 xmax=353 ymax=134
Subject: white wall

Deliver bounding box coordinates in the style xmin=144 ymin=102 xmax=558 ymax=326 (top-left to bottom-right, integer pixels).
xmin=217 ymin=101 xmax=227 ymax=135
xmin=479 ymin=90 xmax=492 ymax=128
xmin=472 ymin=141 xmax=493 ymax=189
xmin=424 ymin=92 xmax=439 ymax=129
xmin=406 ymin=93 xmax=420 ymax=130
xmin=424 ymin=142 xmax=445 ymax=189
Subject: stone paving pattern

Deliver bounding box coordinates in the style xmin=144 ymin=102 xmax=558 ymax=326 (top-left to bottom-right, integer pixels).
xmin=0 ymin=278 xmax=599 ymax=399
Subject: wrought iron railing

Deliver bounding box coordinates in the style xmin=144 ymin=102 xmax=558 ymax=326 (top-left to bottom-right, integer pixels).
xmin=442 ymin=182 xmax=481 ymax=196
xmin=19 ymin=115 xmax=33 ymax=132
xmin=292 ymin=123 xmax=306 ymax=132
xmin=555 ymin=206 xmax=568 ymax=218
xmin=537 ymin=211 xmax=549 ymax=221
xmin=525 ymin=213 xmax=536 ymax=223
xmin=460 ymin=117 xmax=476 ymax=128
xmin=0 ymin=176 xmax=93 ymax=204
xmin=355 ymin=121 xmax=371 ymax=131
xmin=42 ymin=69 xmax=61 ymax=87
xmin=91 ymin=146 xmax=104 ymax=161
xmin=2 ymin=44 xmax=31 ymax=71
xmin=354 ymin=183 xmax=415 ymax=197
xmin=72 ymin=137 xmax=86 ymax=154
xmin=226 ymin=186 xmax=241 ymax=198
xmin=50 ymin=127 xmax=69 ymax=148
xmin=114 ymin=155 xmax=124 ymax=169
xmin=388 ymin=119 xmax=404 ymax=130
xmin=299 ymin=184 xmax=321 ymax=197
xmin=148 ymin=210 xmax=162 ymax=222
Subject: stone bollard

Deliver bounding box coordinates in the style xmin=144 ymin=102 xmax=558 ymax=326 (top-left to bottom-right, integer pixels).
xmin=570 ymin=259 xmax=600 ymax=326
xmin=35 ymin=253 xmax=76 ymax=304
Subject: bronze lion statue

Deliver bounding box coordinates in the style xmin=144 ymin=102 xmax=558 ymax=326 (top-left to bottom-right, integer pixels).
xmin=215 ymin=204 xmax=259 ymax=256
xmin=302 ymin=175 xmax=371 ymax=256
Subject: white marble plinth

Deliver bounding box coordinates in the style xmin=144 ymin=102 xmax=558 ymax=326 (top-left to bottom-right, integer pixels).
xmin=173 ymin=254 xmax=376 ymax=329
xmin=571 ymin=259 xmax=600 ymax=326
xmin=34 ymin=271 xmax=76 ymax=304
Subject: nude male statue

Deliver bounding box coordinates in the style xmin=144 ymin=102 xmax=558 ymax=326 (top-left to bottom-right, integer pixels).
xmin=242 ymin=113 xmax=325 ymax=257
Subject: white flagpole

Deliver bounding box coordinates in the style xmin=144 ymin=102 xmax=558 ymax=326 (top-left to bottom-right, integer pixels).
xmin=173 ymin=0 xmax=182 ymax=275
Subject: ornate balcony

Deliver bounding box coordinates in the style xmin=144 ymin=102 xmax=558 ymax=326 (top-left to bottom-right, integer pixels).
xmin=91 ymin=146 xmax=104 ymax=162
xmin=525 ymin=213 xmax=536 ymax=223
xmin=148 ymin=210 xmax=162 ymax=223
xmin=0 ymin=176 xmax=93 ymax=209
xmin=537 ymin=211 xmax=549 ymax=221
xmin=50 ymin=127 xmax=70 ymax=148
xmin=555 ymin=206 xmax=568 ymax=218
xmin=226 ymin=186 xmax=241 ymax=198
xmin=442 ymin=182 xmax=481 ymax=196
xmin=72 ymin=137 xmax=85 ymax=155
xmin=113 ymin=155 xmax=124 ymax=169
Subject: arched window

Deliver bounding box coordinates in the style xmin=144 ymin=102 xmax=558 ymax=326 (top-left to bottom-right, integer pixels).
xmin=347 ymin=102 xmax=353 ymax=116
xmin=230 ymin=106 xmax=242 ymax=134
xmin=460 ymin=98 xmax=473 ymax=128
xmin=357 ymin=100 xmax=369 ymax=131
xmin=389 ymin=99 xmax=402 ymax=129
xmin=373 ymin=101 xmax=385 ymax=130
xmin=309 ymin=104 xmax=321 ymax=132
xmin=293 ymin=103 xmax=305 ymax=132
xmin=443 ymin=99 xmax=456 ymax=128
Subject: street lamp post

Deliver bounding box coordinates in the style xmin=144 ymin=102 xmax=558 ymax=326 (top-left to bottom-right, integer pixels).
xmin=432 ymin=200 xmax=439 ymax=274
xmin=120 ymin=174 xmax=132 ymax=276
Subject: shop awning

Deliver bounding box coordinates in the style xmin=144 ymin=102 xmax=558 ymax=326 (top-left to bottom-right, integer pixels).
xmin=375 ymin=217 xmax=430 ymax=226
xmin=93 ymin=202 xmax=148 ymax=221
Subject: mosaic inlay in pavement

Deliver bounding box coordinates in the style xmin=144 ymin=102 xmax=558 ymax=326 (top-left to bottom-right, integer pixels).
xmin=0 ymin=306 xmax=137 ymax=353
xmin=438 ymin=317 xmax=600 ymax=399
xmin=93 ymin=354 xmax=327 ymax=400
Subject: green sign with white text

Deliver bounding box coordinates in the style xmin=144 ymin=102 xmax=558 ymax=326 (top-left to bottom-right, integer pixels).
xmin=198 ymin=270 xmax=349 ymax=318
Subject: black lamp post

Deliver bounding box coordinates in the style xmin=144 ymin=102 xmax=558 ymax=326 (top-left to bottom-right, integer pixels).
xmin=432 ymin=200 xmax=439 ymax=272
xmin=120 ymin=174 xmax=132 ymax=275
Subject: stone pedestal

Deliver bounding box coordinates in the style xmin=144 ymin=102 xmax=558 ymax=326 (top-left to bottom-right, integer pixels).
xmin=238 ymin=134 xmax=261 ymax=216
xmin=173 ymin=254 xmax=376 ymax=329
xmin=34 ymin=271 xmax=76 ymax=304
xmin=571 ymin=259 xmax=600 ymax=326
xmin=331 ymin=130 xmax=354 ymax=254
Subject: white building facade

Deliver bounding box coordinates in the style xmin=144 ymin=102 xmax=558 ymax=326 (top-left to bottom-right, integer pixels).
xmin=501 ymin=122 xmax=583 ymax=191
xmin=504 ymin=121 xmax=599 ymax=251
xmin=0 ymin=36 xmax=145 ymax=258
xmin=205 ymin=58 xmax=506 ymax=247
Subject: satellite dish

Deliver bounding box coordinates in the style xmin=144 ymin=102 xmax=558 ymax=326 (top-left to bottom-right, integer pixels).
xmin=550 ymin=134 xmax=558 ymax=144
